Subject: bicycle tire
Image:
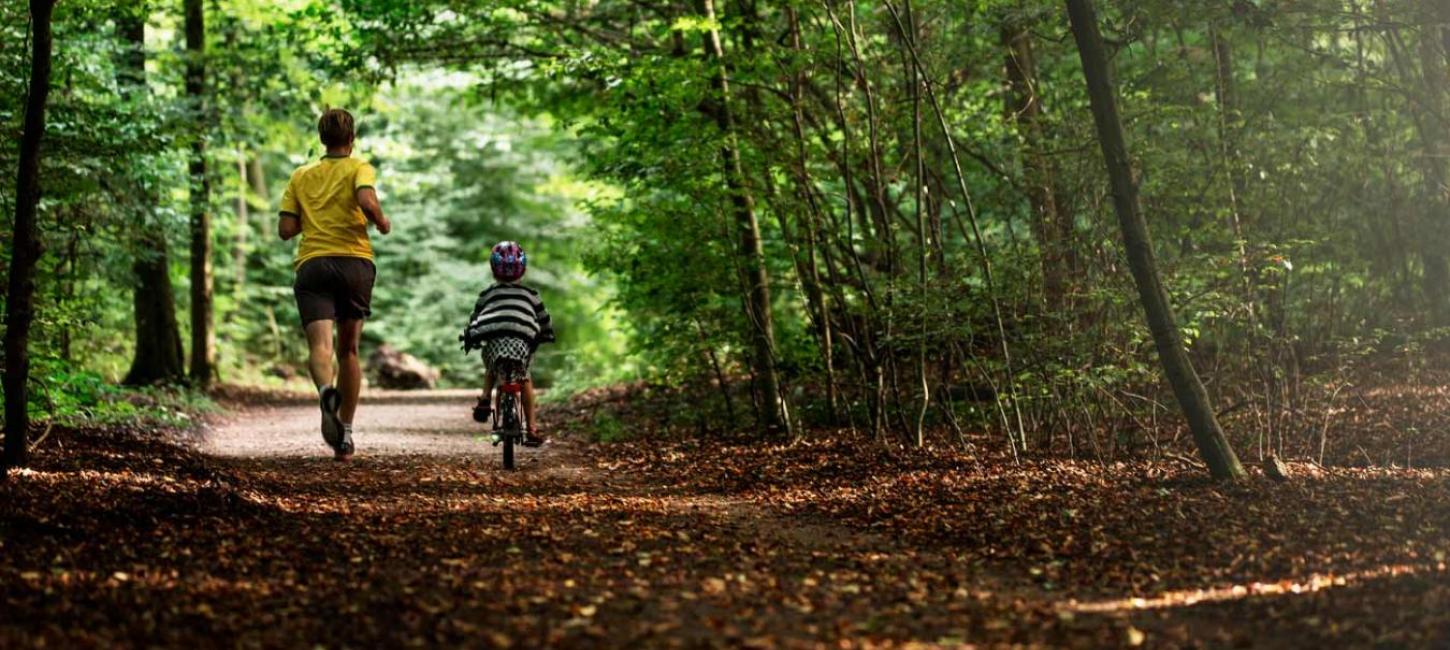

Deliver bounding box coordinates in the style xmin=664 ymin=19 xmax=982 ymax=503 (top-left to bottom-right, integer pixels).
xmin=501 ymin=392 xmax=519 ymax=470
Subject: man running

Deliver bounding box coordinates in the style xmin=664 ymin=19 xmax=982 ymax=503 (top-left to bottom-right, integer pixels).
xmin=278 ymin=108 xmax=392 ymax=461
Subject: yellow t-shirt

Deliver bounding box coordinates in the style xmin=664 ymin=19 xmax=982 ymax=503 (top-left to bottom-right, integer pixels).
xmin=279 ymin=154 xmax=378 ymax=270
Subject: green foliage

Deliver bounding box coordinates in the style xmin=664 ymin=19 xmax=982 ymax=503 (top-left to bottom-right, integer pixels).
xmin=7 ymin=0 xmax=1450 ymax=454
xmin=588 ymin=411 xmax=630 ymax=443
xmin=22 ymin=357 xmax=216 ymax=428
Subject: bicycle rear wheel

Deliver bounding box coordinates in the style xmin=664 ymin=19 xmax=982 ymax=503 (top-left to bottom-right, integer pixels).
xmin=500 ymin=392 xmax=518 ymax=470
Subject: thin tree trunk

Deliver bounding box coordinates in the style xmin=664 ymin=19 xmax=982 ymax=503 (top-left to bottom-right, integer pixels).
xmin=883 ymin=0 xmax=1026 ymax=456
xmin=233 ymin=146 xmax=249 ymax=300
xmin=698 ymin=0 xmax=786 ymax=434
xmin=185 ymin=0 xmax=215 ymax=386
xmin=1066 ymin=0 xmax=1245 ymax=479
xmin=1209 ymin=24 xmax=1257 ymax=324
xmin=117 ymin=4 xmax=186 ymax=387
xmin=906 ymin=0 xmax=930 ymax=447
xmin=1415 ymin=14 xmax=1450 ymax=324
xmin=247 ymin=156 xmax=268 ymax=200
xmin=822 ymin=0 xmax=889 ymax=436
xmin=1003 ymin=20 xmax=1072 ymax=311
xmin=696 ymin=318 xmax=736 ymax=424
xmin=4 ymin=0 xmax=58 ymax=472
xmin=1381 ymin=15 xmax=1450 ymax=324
xmin=785 ymin=6 xmax=841 ymax=422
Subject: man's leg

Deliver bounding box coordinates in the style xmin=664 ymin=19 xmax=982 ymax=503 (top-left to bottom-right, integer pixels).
xmin=304 ymin=320 xmax=336 ymax=389
xmin=336 ymin=318 xmax=365 ymax=424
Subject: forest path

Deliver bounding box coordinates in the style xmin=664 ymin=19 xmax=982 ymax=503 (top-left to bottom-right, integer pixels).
xmin=12 ymin=390 xmax=1438 ymax=647
xmin=208 ymin=388 xmax=541 ymax=460
xmin=197 ymin=389 xmax=1042 ymax=648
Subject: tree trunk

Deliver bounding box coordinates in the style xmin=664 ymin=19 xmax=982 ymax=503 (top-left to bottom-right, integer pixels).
xmin=783 ymin=6 xmax=841 ymax=422
xmin=698 ymin=0 xmax=786 ymax=434
xmin=1066 ymin=0 xmax=1246 ymax=480
xmin=117 ymin=4 xmax=187 ymax=387
xmin=1209 ymin=25 xmax=1260 ymax=327
xmin=233 ymin=147 xmax=249 ymax=300
xmin=247 ymin=156 xmax=268 ymax=200
xmin=4 ymin=0 xmax=58 ymax=472
xmin=1002 ymin=21 xmax=1072 ymax=311
xmin=906 ymin=0 xmax=930 ymax=447
xmin=185 ymin=0 xmax=215 ymax=386
xmin=1416 ymin=13 xmax=1450 ymax=325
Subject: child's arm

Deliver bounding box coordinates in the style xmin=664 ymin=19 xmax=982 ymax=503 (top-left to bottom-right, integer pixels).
xmin=460 ymin=290 xmax=489 ymax=351
xmin=534 ymin=293 xmax=556 ymax=345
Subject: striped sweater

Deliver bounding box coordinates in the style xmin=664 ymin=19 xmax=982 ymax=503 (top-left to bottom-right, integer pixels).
xmin=462 ymin=282 xmax=555 ymax=348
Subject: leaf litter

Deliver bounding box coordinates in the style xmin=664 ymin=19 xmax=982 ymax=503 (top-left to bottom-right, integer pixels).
xmin=0 ymin=386 xmax=1447 ymax=648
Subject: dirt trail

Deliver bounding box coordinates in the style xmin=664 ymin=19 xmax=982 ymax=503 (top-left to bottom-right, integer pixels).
xmin=191 ymin=389 xmax=993 ymax=648
xmin=16 ymin=390 xmax=1435 ymax=647
xmin=209 ymin=388 xmax=527 ymax=459
xmin=208 ymin=389 xmax=892 ymax=556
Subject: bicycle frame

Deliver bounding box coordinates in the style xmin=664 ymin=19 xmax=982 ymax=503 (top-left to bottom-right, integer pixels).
xmin=493 ymin=381 xmax=527 ymax=433
xmin=491 ymin=362 xmax=528 ymax=469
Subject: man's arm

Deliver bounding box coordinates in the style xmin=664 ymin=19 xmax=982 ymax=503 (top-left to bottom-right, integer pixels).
xmin=278 ymin=174 xmax=302 ymax=240
xmin=356 ymin=187 xmax=391 ymax=235
xmin=278 ymin=212 xmax=301 ymax=240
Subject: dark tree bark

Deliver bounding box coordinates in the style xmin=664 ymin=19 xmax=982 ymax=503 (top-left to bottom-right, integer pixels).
xmin=117 ymin=5 xmax=187 ymax=387
xmin=698 ymin=0 xmax=786 ymax=434
xmin=1209 ymin=24 xmax=1260 ymax=327
xmin=1002 ymin=21 xmax=1072 ymax=310
xmin=1066 ymin=0 xmax=1246 ymax=479
xmin=1415 ymin=12 xmax=1450 ymax=325
xmin=185 ymin=0 xmax=215 ymax=386
xmin=4 ymin=0 xmax=58 ymax=472
xmin=783 ymin=7 xmax=842 ymax=422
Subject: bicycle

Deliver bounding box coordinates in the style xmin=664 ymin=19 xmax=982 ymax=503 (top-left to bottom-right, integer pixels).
xmin=489 ymin=358 xmax=529 ymax=470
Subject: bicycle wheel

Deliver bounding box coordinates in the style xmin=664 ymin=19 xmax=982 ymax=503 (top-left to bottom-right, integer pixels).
xmin=500 ymin=393 xmax=518 ymax=470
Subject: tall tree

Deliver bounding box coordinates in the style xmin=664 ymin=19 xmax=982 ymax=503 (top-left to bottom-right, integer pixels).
xmin=4 ymin=0 xmax=59 ymax=472
xmin=1411 ymin=5 xmax=1450 ymax=324
xmin=1002 ymin=15 xmax=1072 ymax=310
xmin=117 ymin=4 xmax=187 ymax=387
xmin=1065 ymin=0 xmax=1246 ymax=479
xmin=184 ymin=0 xmax=215 ymax=386
xmin=699 ymin=0 xmax=787 ymax=433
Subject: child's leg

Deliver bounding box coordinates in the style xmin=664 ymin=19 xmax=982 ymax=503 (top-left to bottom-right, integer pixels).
xmin=522 ymin=379 xmax=538 ymax=433
xmin=474 ymin=368 xmax=497 ymax=422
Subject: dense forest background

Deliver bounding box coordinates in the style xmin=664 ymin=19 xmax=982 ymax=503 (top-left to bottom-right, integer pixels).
xmin=5 ymin=0 xmax=1450 ymax=469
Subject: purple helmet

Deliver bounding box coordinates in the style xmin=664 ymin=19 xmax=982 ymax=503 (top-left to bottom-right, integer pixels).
xmin=490 ymin=241 xmax=527 ymax=281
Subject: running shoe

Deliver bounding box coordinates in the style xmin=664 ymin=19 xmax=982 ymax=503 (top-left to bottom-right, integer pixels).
xmin=319 ymin=386 xmax=344 ymax=450
xmin=335 ymin=424 xmax=355 ymax=462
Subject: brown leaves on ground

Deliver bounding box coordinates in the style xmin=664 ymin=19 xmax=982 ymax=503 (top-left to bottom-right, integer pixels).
xmin=2 ymin=389 xmax=1449 ymax=648
xmin=595 ymin=433 xmax=1450 ymax=647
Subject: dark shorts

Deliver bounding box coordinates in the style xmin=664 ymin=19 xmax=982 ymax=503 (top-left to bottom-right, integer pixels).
xmin=294 ymin=256 xmax=376 ymax=325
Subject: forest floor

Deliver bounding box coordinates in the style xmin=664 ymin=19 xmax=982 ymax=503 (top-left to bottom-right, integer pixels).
xmin=2 ymin=387 xmax=1450 ymax=648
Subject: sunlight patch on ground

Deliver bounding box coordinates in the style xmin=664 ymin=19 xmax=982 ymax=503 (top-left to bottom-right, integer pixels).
xmin=1064 ymin=561 xmax=1447 ymax=613
xmin=9 ymin=467 xmax=193 ymax=488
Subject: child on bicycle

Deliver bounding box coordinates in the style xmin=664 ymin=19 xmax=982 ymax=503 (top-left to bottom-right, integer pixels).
xmin=461 ymin=241 xmax=555 ymax=446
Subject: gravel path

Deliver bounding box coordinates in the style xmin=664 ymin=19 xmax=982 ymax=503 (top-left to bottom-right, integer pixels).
xmin=206 ymin=388 xmax=550 ymax=462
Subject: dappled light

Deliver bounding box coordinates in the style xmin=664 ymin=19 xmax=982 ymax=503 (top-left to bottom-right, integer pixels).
xmin=1068 ymin=563 xmax=1445 ymax=614
xmin=8 ymin=0 xmax=1450 ymax=646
